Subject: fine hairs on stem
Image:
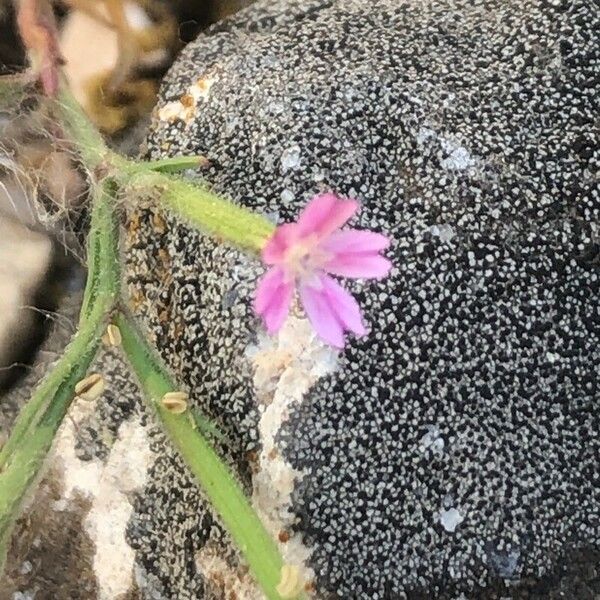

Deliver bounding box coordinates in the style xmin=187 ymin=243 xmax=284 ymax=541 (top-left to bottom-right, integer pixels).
xmin=0 ymin=178 xmax=120 ymax=568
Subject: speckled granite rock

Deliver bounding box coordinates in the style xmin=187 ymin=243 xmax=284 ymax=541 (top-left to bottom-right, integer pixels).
xmin=138 ymin=0 xmax=600 ymax=596
xmin=3 ymin=0 xmax=600 ymax=598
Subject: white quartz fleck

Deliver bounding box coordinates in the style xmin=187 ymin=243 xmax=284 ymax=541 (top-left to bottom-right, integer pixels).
xmin=280 ymin=144 xmax=302 ymax=171
xmin=419 ymin=425 xmax=445 ymax=457
xmin=12 ymin=592 xmax=36 ymax=600
xmin=266 ymin=100 xmax=285 ymax=115
xmin=440 ymin=143 xmax=476 ymax=170
xmin=416 ymin=127 xmax=436 ymax=144
xmin=429 ymin=223 xmax=456 ymax=243
xmin=280 ymin=189 xmax=295 ymax=203
xmin=439 ymin=507 xmax=464 ymax=532
xmin=19 ymin=561 xmax=33 ymax=575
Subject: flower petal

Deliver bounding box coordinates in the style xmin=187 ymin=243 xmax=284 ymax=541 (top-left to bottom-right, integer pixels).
xmin=319 ymin=275 xmax=367 ymax=336
xmin=321 ymin=230 xmax=392 ymax=278
xmin=254 ymin=267 xmax=294 ymax=333
xmin=254 ymin=267 xmax=283 ymax=314
xmin=262 ymin=223 xmax=298 ymax=265
xmin=299 ymin=280 xmax=345 ymax=348
xmin=325 ymin=254 xmax=392 ymax=279
xmin=296 ymin=193 xmax=359 ymax=239
xmin=322 ymin=230 xmax=390 ymax=255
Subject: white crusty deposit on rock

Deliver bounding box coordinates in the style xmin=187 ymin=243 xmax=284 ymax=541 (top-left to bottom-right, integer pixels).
xmin=195 ymin=545 xmax=263 ymax=600
xmin=54 ymin=405 xmax=153 ymax=600
xmin=157 ymin=73 xmax=218 ymax=124
xmin=246 ymin=316 xmax=338 ymax=577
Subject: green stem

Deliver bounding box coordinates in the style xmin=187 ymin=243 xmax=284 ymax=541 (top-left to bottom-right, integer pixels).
xmin=116 ymin=313 xmax=296 ymax=600
xmin=124 ymin=170 xmax=275 ymax=253
xmin=55 ymin=83 xmax=273 ymax=253
xmin=55 ymin=82 xmax=108 ymax=169
xmin=0 ymin=182 xmax=119 ymax=570
xmin=133 ymin=155 xmax=209 ymax=174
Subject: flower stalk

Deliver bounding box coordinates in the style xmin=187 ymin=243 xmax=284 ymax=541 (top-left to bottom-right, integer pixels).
xmin=123 ymin=169 xmax=275 ymax=253
xmin=115 ymin=313 xmax=297 ymax=600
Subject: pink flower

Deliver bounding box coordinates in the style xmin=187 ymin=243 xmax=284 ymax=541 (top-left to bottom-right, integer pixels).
xmin=253 ymin=193 xmax=392 ymax=347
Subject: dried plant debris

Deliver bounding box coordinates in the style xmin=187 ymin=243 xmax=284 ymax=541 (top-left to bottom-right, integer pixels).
xmin=0 ymin=82 xmax=86 ymax=392
xmin=60 ymin=0 xmax=179 ymax=134
xmin=161 ymin=391 xmax=188 ymax=414
xmin=74 ymin=372 xmax=106 ymax=401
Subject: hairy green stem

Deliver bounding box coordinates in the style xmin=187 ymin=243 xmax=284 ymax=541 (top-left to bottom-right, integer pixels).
xmin=124 ymin=170 xmax=275 ymax=253
xmin=55 ymin=82 xmax=108 ymax=168
xmin=55 ymin=83 xmax=275 ymax=252
xmin=134 ymin=155 xmax=209 ymax=174
xmin=116 ymin=313 xmax=297 ymax=600
xmin=0 ymin=181 xmax=120 ymax=570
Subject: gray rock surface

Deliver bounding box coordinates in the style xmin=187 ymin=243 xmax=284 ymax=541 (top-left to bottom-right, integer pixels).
xmin=138 ymin=0 xmax=600 ymax=597
xmin=3 ymin=0 xmax=600 ymax=598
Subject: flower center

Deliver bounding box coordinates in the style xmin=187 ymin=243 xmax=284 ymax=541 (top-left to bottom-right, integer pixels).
xmin=283 ymin=235 xmax=329 ymax=283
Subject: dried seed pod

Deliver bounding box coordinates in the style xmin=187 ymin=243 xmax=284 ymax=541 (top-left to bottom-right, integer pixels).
xmin=276 ymin=564 xmax=303 ymax=599
xmin=74 ymin=373 xmax=105 ymax=401
xmin=161 ymin=391 xmax=188 ymax=414
xmin=102 ymin=323 xmax=122 ymax=347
